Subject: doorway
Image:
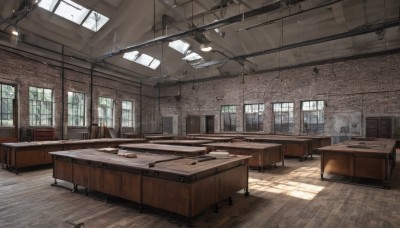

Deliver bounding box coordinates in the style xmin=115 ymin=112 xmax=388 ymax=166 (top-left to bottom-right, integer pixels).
xmin=366 ymin=117 xmax=392 ymax=138
xmin=162 ymin=117 xmax=173 ymax=134
xmin=186 ymin=115 xmax=200 ymax=134
xmin=205 ymin=116 xmax=214 ymax=134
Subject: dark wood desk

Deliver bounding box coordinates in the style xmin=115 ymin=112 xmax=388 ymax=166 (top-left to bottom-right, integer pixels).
xmin=144 ymin=135 xmax=174 ymax=140
xmin=1 ymin=138 xmax=146 ymax=173
xmin=150 ymin=140 xmax=213 ymax=147
xmin=296 ymin=135 xmax=331 ymax=153
xmin=244 ymin=136 xmax=312 ymax=161
xmin=204 ymin=142 xmax=283 ymax=171
xmin=50 ymin=149 xmax=250 ymax=219
xmin=120 ymin=143 xmax=207 ymax=157
xmin=190 ymin=136 xmax=234 ymax=142
xmin=319 ymin=139 xmax=396 ymax=186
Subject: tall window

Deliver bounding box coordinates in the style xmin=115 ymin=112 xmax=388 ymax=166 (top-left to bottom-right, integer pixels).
xmin=29 ymin=86 xmax=53 ymax=126
xmin=273 ymin=102 xmax=294 ymax=133
xmin=98 ymin=97 xmax=114 ymax=128
xmin=302 ymin=100 xmax=324 ymax=133
xmin=244 ymin=104 xmax=264 ymax=132
xmin=68 ymin=92 xmax=85 ymax=127
xmin=0 ymin=84 xmax=15 ymax=126
xmin=221 ymin=105 xmax=236 ymax=131
xmin=122 ymin=101 xmax=133 ymax=127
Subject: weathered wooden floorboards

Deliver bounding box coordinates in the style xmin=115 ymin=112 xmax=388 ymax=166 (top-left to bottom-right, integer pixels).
xmin=1 ymin=151 xmax=400 ymax=227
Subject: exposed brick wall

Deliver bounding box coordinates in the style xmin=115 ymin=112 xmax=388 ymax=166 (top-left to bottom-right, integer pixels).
xmin=0 ymin=48 xmax=159 ymax=140
xmin=159 ymin=52 xmax=400 ymax=139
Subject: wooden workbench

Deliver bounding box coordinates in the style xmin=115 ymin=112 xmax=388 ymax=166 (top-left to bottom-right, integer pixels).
xmin=244 ymin=135 xmax=312 ymax=161
xmin=119 ymin=143 xmax=207 ymax=156
xmin=318 ymin=138 xmax=396 ymax=186
xmin=1 ymin=138 xmax=146 ymax=173
xmin=144 ymin=135 xmax=174 ymax=140
xmin=204 ymin=142 xmax=283 ymax=171
xmin=50 ymin=149 xmax=250 ymax=219
xmin=189 ymin=136 xmax=235 ymax=142
xmin=150 ymin=140 xmax=213 ymax=147
xmin=296 ymin=135 xmax=331 ymax=153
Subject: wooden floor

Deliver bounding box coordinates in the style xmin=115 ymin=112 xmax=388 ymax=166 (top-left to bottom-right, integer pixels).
xmin=1 ymin=151 xmax=400 ymax=228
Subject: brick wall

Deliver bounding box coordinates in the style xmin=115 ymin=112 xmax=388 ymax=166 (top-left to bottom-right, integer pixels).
xmin=0 ymin=48 xmax=159 ymax=141
xmin=159 ymin=52 xmax=400 ymax=139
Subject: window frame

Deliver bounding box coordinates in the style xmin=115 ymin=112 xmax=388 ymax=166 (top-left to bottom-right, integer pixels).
xmin=272 ymin=102 xmax=294 ymax=133
xmin=0 ymin=83 xmax=16 ymax=127
xmin=67 ymin=91 xmax=86 ymax=127
xmin=244 ymin=103 xmax=264 ymax=132
xmin=98 ymin=96 xmax=114 ymax=128
xmin=301 ymin=100 xmax=325 ymax=133
xmin=121 ymin=100 xmax=134 ymax=128
xmin=29 ymin=86 xmax=54 ymax=127
xmin=220 ymin=105 xmax=237 ymax=132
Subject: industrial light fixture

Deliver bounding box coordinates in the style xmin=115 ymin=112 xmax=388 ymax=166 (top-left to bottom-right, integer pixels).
xmin=200 ymin=44 xmax=212 ymax=52
xmin=11 ymin=25 xmax=18 ymax=36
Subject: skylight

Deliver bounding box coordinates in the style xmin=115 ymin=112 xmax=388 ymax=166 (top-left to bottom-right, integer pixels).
xmin=123 ymin=51 xmax=160 ymax=70
xmin=82 ymin=11 xmax=109 ymax=32
xmin=38 ymin=0 xmax=109 ymax=32
xmin=168 ymin=40 xmax=190 ymax=54
xmin=183 ymin=51 xmax=203 ymax=62
xmin=54 ymin=0 xmax=90 ymax=24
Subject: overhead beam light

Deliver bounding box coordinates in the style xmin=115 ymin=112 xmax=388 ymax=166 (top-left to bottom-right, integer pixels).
xmin=200 ymin=44 xmax=212 ymax=52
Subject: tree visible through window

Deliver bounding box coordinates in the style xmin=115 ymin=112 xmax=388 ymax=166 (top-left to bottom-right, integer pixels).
xmin=273 ymin=102 xmax=294 ymax=133
xmin=122 ymin=101 xmax=133 ymax=127
xmin=244 ymin=104 xmax=264 ymax=132
xmin=221 ymin=105 xmax=236 ymax=131
xmin=0 ymin=84 xmax=15 ymax=126
xmin=29 ymin=86 xmax=53 ymax=126
xmin=98 ymin=97 xmax=114 ymax=128
xmin=68 ymin=92 xmax=85 ymax=127
xmin=302 ymin=100 xmax=324 ymax=133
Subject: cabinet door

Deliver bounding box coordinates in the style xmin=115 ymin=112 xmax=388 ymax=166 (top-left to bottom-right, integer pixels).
xmin=121 ymin=172 xmax=141 ymax=203
xmin=103 ymin=168 xmax=122 ymax=196
xmin=73 ymin=162 xmax=89 ymax=187
xmin=88 ymin=163 xmax=104 ymax=192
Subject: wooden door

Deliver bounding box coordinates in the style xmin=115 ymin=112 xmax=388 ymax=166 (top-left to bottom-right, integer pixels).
xmin=366 ymin=117 xmax=392 ymax=138
xmin=186 ymin=116 xmax=200 ymax=134
xmin=205 ymin=116 xmax=214 ymax=134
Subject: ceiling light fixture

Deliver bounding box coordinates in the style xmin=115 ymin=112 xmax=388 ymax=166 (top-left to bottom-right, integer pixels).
xmin=11 ymin=25 xmax=18 ymax=36
xmin=200 ymin=44 xmax=212 ymax=52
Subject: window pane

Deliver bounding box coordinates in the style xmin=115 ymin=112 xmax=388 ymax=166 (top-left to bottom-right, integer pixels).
xmin=29 ymin=87 xmax=53 ymax=126
xmin=98 ymin=97 xmax=114 ymax=128
xmin=168 ymin=40 xmax=190 ymax=54
xmin=38 ymin=0 xmax=58 ymax=11
xmin=68 ymin=91 xmax=85 ymax=127
xmin=135 ymin=54 xmax=154 ymax=66
xmin=54 ymin=0 xmax=90 ymax=24
xmin=82 ymin=11 xmax=109 ymax=32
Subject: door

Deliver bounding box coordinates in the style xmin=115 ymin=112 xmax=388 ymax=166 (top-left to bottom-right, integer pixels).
xmin=162 ymin=117 xmax=173 ymax=134
xmin=366 ymin=117 xmax=392 ymax=138
xmin=186 ymin=116 xmax=200 ymax=134
xmin=206 ymin=116 xmax=214 ymax=134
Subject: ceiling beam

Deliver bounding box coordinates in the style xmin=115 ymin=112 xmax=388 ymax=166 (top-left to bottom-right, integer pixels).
xmin=96 ymin=0 xmax=305 ymax=61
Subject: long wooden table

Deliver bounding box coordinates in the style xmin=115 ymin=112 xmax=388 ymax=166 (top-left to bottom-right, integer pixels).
xmin=318 ymin=138 xmax=396 ymax=186
xmin=50 ymin=149 xmax=250 ymax=219
xmin=1 ymin=138 xmax=146 ymax=173
xmin=296 ymin=135 xmax=331 ymax=153
xmin=120 ymin=143 xmax=207 ymax=156
xmin=150 ymin=140 xmax=213 ymax=147
xmin=204 ymin=142 xmax=283 ymax=171
xmin=189 ymin=136 xmax=235 ymax=142
xmin=244 ymin=136 xmax=312 ymax=161
xmin=144 ymin=135 xmax=174 ymax=140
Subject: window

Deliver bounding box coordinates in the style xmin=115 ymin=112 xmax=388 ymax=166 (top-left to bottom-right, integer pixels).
xmin=122 ymin=101 xmax=134 ymax=127
xmin=38 ymin=0 xmax=109 ymax=32
xmin=29 ymin=87 xmax=53 ymax=126
xmin=98 ymin=97 xmax=114 ymax=128
xmin=244 ymin=104 xmax=264 ymax=132
xmin=273 ymin=102 xmax=294 ymax=133
xmin=168 ymin=40 xmax=190 ymax=54
xmin=302 ymin=100 xmax=324 ymax=133
xmin=123 ymin=51 xmax=161 ymax=70
xmin=221 ymin=105 xmax=236 ymax=131
xmin=0 ymin=84 xmax=15 ymax=126
xmin=67 ymin=92 xmax=85 ymax=127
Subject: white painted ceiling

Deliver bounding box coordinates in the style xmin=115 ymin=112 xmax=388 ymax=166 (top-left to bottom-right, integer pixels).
xmin=0 ymin=0 xmax=399 ymax=85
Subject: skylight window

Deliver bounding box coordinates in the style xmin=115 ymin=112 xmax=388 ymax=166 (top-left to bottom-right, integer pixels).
xmin=82 ymin=11 xmax=109 ymax=32
xmin=38 ymin=0 xmax=109 ymax=32
xmin=183 ymin=51 xmax=203 ymax=62
xmin=54 ymin=0 xmax=90 ymax=24
xmin=123 ymin=51 xmax=160 ymax=70
xmin=38 ymin=0 xmax=58 ymax=11
xmin=123 ymin=51 xmax=139 ymax=61
xmin=168 ymin=40 xmax=190 ymax=54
